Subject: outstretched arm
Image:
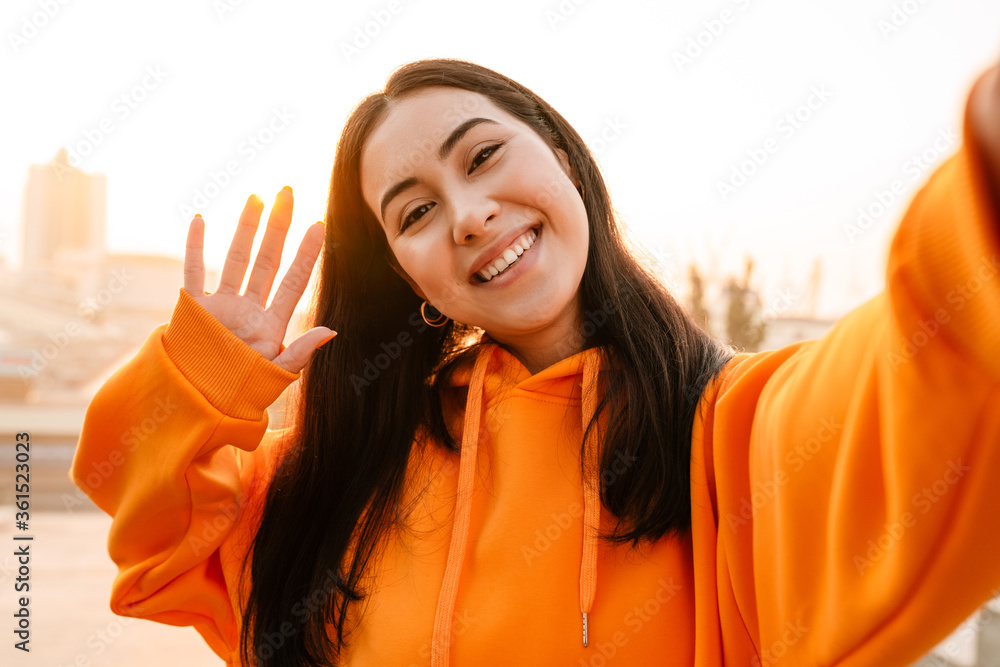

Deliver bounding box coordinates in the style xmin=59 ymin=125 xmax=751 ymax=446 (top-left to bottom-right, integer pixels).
xmin=703 ymin=60 xmax=1000 ymax=666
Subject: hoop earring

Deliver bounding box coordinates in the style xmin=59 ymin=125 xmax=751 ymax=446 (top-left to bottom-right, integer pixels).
xmin=421 ymin=301 xmax=449 ymax=327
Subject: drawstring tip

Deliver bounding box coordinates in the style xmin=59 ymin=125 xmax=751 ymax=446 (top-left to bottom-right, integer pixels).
xmin=582 ymin=612 xmax=589 ymax=647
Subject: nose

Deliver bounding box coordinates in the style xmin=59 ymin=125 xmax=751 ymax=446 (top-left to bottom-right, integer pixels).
xmin=450 ymin=190 xmax=500 ymax=245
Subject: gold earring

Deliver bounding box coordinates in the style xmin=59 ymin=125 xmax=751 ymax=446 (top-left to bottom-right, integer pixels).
xmin=421 ymin=301 xmax=448 ymax=327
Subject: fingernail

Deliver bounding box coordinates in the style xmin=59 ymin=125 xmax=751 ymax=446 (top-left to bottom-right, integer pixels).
xmin=319 ymin=332 xmax=338 ymax=347
xmin=282 ymin=185 xmax=293 ymax=194
xmin=194 ymin=213 xmax=202 ymax=219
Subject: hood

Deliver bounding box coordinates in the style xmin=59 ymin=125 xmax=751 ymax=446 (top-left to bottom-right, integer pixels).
xmin=429 ymin=341 xmax=605 ymax=667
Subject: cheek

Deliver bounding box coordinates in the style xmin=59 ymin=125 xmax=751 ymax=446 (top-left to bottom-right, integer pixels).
xmin=560 ymin=196 xmax=590 ymax=254
xmin=393 ymin=238 xmax=454 ymax=296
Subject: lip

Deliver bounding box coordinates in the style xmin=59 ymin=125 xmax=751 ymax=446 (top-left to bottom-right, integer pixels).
xmin=468 ymin=223 xmax=540 ymax=283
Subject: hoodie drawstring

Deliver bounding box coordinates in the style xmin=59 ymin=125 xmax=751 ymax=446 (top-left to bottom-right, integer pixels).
xmin=430 ymin=345 xmax=602 ymax=666
xmin=580 ymin=351 xmax=601 ymax=647
xmin=430 ymin=345 xmax=493 ymax=667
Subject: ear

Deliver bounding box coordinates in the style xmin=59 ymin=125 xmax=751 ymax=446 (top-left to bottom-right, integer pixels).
xmin=554 ymin=147 xmax=582 ymax=191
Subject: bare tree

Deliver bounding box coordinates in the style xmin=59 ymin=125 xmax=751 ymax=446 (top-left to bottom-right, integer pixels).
xmin=726 ymin=257 xmax=766 ymax=352
xmin=686 ymin=263 xmax=712 ymax=333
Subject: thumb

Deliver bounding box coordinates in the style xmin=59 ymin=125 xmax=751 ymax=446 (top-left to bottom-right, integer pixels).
xmin=272 ymin=327 xmax=336 ymax=374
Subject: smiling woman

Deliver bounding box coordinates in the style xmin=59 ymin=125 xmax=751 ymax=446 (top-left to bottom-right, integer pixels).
xmin=70 ymin=57 xmax=1000 ymax=667
xmin=360 ymin=85 xmax=592 ymax=374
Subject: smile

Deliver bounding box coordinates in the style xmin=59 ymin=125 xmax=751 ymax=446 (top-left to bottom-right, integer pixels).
xmin=474 ymin=228 xmax=538 ymax=283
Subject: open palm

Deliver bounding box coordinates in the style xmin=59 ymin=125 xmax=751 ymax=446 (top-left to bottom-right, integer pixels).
xmin=183 ymin=187 xmax=334 ymax=373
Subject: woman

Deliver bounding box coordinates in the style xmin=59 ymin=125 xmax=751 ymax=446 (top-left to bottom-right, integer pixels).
xmin=71 ymin=58 xmax=1000 ymax=666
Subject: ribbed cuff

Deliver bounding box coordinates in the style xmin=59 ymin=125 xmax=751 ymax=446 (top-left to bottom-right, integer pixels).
xmin=162 ymin=288 xmax=300 ymax=421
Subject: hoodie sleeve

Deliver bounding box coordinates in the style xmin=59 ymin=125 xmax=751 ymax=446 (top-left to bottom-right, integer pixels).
xmin=708 ymin=70 xmax=1000 ymax=666
xmin=69 ymin=287 xmax=300 ymax=661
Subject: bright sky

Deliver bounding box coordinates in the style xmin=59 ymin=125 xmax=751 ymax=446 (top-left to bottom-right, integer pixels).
xmin=2 ymin=0 xmax=998 ymax=318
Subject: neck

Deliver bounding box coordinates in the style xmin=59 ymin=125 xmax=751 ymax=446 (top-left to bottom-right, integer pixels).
xmin=485 ymin=301 xmax=586 ymax=375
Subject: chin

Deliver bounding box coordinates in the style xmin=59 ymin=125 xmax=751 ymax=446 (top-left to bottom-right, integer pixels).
xmin=487 ymin=293 xmax=581 ymax=336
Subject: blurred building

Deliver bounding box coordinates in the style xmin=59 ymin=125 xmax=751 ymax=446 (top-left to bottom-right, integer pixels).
xmin=1 ymin=151 xmax=191 ymax=402
xmin=21 ymin=147 xmax=107 ymax=295
xmin=0 ymin=150 xmax=214 ymax=509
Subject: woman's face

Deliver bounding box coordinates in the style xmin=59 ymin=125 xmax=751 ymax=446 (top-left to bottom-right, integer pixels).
xmin=360 ymin=86 xmax=589 ymax=345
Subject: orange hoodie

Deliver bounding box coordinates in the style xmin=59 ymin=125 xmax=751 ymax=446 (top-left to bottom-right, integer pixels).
xmin=71 ymin=72 xmax=1000 ymax=667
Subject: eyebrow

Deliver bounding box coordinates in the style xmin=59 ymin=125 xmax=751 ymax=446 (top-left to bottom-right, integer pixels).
xmin=379 ymin=117 xmax=500 ymax=222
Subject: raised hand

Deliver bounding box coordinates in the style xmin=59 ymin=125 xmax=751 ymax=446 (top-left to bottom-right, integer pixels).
xmin=183 ymin=187 xmax=335 ymax=374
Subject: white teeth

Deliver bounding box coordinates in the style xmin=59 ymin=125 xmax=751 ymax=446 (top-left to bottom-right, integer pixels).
xmin=476 ymin=228 xmax=539 ymax=282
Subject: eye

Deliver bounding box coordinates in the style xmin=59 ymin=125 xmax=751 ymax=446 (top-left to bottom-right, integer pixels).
xmin=400 ymin=202 xmax=435 ymax=232
xmin=467 ymin=142 xmax=504 ymax=175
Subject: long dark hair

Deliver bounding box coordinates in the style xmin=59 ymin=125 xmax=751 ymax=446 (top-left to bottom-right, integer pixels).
xmin=240 ymin=58 xmax=734 ymax=666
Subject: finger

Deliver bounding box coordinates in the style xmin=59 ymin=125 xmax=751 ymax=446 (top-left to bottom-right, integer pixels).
xmin=245 ymin=187 xmax=294 ymax=306
xmin=273 ymin=327 xmax=336 ymax=374
xmin=217 ymin=194 xmax=265 ymax=294
xmin=267 ymin=221 xmax=326 ymax=326
xmin=184 ymin=214 xmax=206 ymax=295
